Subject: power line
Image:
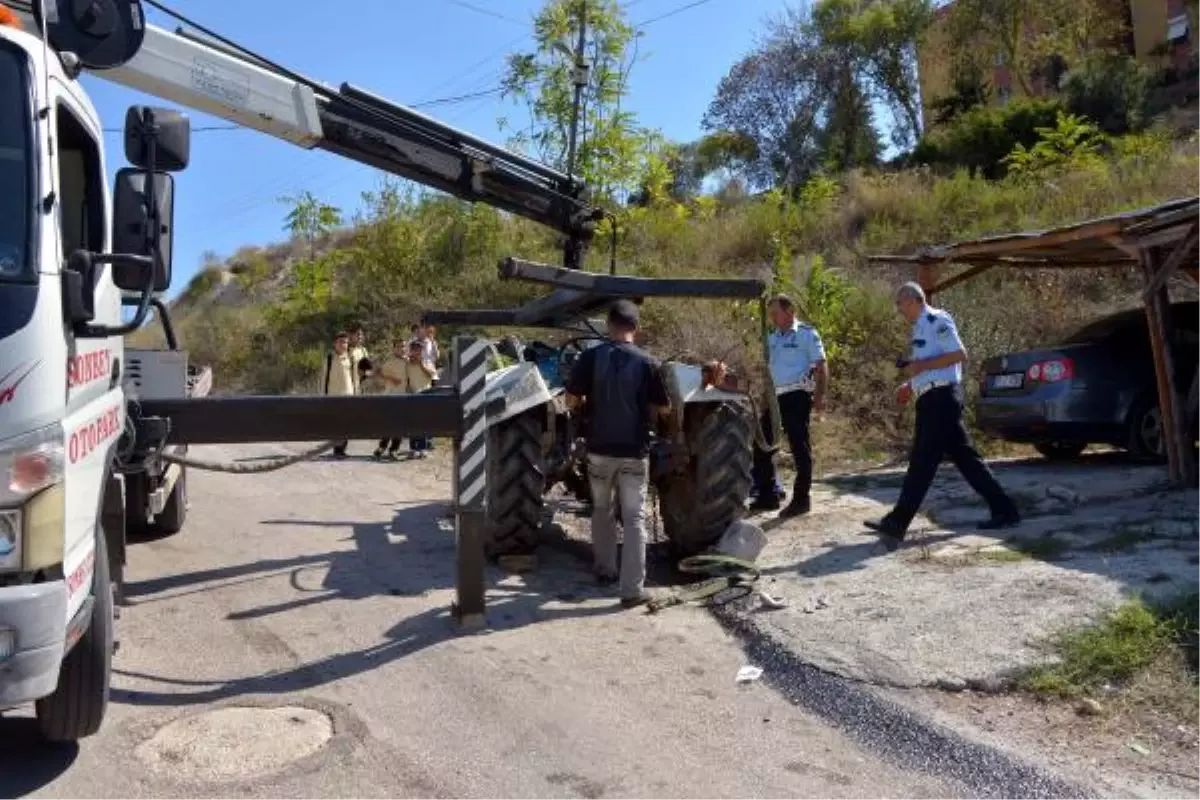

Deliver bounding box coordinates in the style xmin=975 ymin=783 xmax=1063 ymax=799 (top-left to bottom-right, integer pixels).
xmin=412 ymin=31 xmax=530 ymax=104
xmin=636 ymin=0 xmax=717 ymax=27
xmin=444 ymin=0 xmax=525 ymax=26
xmin=413 ymin=86 xmax=504 ymax=108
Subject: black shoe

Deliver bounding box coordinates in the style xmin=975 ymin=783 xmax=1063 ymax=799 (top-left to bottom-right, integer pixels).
xmin=977 ymin=512 xmax=1021 ymax=531
xmin=749 ymin=497 xmax=781 ymax=512
xmin=372 ymin=448 xmax=384 ymax=461
xmin=332 ymin=450 xmax=347 ymax=460
xmin=864 ymin=519 xmax=905 ymax=551
xmin=879 ymin=534 xmax=903 ymax=552
xmin=620 ymin=593 xmax=650 ymax=609
xmin=779 ymin=500 xmax=811 ymax=519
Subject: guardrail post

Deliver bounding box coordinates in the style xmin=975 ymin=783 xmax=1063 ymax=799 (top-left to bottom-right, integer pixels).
xmin=452 ymin=336 xmax=489 ymax=629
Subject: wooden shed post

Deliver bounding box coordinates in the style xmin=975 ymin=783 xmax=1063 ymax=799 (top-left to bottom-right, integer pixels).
xmin=916 ymin=263 xmax=939 ymax=299
xmin=1139 ymin=250 xmax=1190 ymax=486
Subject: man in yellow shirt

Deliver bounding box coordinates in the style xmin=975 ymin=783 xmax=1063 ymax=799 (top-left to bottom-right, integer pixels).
xmin=373 ymin=337 xmax=437 ymax=460
xmin=373 ymin=336 xmax=409 ymax=460
xmin=323 ymin=331 xmax=357 ymax=459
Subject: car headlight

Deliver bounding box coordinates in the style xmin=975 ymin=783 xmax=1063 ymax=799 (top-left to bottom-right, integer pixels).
xmin=0 ymin=424 xmax=64 ymax=506
xmin=0 ymin=509 xmax=20 ymax=571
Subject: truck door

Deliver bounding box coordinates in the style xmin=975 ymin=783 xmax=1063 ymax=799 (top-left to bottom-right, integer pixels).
xmin=52 ymin=83 xmax=123 ymax=623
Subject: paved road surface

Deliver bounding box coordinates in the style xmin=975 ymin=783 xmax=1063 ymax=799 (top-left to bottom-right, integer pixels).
xmin=4 ymin=444 xmax=952 ymax=798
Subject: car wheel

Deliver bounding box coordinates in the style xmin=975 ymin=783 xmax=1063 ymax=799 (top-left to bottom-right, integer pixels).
xmin=1127 ymin=396 xmax=1167 ymax=463
xmin=1034 ymin=441 xmax=1087 ymax=461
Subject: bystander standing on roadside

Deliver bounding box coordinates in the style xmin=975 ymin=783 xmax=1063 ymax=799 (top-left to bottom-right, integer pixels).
xmin=564 ymin=300 xmax=672 ymax=609
xmin=750 ymin=294 xmax=829 ymax=518
xmin=350 ymin=324 xmax=372 ymax=390
xmin=864 ymin=282 xmax=1021 ymax=550
xmin=373 ymin=335 xmax=411 ymax=460
xmin=401 ymin=338 xmax=438 ymax=458
xmin=322 ymin=331 xmax=357 ymax=459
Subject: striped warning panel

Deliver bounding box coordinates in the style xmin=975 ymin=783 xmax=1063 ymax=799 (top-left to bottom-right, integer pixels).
xmin=455 ymin=337 xmax=490 ymax=510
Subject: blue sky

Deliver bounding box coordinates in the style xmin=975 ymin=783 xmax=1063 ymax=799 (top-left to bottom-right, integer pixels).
xmin=80 ymin=0 xmax=792 ymax=298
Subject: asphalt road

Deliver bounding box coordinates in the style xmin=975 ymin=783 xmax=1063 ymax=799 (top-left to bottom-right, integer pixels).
xmin=3 ymin=443 xmax=953 ymax=799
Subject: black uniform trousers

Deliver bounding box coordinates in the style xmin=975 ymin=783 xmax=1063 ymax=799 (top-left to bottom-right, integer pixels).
xmin=885 ymin=384 xmax=1016 ymax=535
xmin=752 ymin=389 xmax=814 ymax=504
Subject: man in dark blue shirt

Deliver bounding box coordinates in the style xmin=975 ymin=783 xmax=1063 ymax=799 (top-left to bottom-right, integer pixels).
xmin=565 ymin=300 xmax=672 ymax=608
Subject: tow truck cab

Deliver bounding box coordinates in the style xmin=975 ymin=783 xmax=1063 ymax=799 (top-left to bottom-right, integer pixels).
xmin=0 ymin=20 xmax=188 ymax=740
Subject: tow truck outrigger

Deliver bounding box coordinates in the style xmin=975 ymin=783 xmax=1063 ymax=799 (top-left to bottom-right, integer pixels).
xmin=0 ymin=0 xmax=769 ymax=743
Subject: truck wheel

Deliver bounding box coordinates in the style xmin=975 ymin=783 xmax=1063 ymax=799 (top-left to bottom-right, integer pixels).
xmin=36 ymin=532 xmax=113 ymax=743
xmin=657 ymin=402 xmax=753 ymax=559
xmin=485 ymin=410 xmax=546 ymax=557
xmin=150 ymin=466 xmax=187 ymax=536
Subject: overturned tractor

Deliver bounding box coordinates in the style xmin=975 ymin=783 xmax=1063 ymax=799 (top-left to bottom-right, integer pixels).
xmin=427 ymin=258 xmax=765 ymax=561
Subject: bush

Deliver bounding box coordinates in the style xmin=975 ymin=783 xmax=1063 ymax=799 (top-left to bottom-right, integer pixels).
xmin=1062 ymin=55 xmax=1154 ymax=136
xmin=913 ymin=98 xmax=1065 ymax=179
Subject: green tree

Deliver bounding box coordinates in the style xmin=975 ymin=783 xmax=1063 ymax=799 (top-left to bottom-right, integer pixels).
xmin=930 ymin=57 xmax=992 ymax=127
xmin=811 ymin=0 xmax=934 ymax=149
xmin=500 ymin=0 xmax=646 ymax=201
xmin=1003 ymin=110 xmax=1105 ymax=177
xmin=817 ymin=63 xmax=883 ymax=171
xmin=947 ymin=0 xmax=1127 ymax=96
xmin=703 ymin=10 xmax=835 ymax=189
xmin=279 ymin=190 xmax=343 ymax=261
xmin=704 ymin=6 xmax=883 ymax=188
xmin=1061 ymin=54 xmax=1153 ymax=135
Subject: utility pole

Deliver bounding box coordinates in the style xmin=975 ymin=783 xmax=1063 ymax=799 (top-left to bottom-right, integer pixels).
xmin=564 ymin=0 xmax=588 ymax=183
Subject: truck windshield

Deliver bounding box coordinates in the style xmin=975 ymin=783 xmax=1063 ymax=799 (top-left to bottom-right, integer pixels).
xmin=0 ymin=42 xmax=33 ymax=282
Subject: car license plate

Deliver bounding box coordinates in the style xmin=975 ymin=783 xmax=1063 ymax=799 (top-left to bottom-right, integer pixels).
xmin=992 ymin=373 xmax=1023 ymax=390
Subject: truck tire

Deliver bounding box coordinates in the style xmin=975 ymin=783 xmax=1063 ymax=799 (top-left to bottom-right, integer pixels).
xmin=485 ymin=410 xmax=546 ymax=557
xmin=150 ymin=466 xmax=187 ymax=536
xmin=36 ymin=532 xmax=113 ymax=743
xmin=657 ymin=402 xmax=753 ymax=559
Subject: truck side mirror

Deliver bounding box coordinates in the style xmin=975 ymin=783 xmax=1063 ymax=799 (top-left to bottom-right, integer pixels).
xmin=124 ymin=106 xmax=190 ymax=172
xmin=111 ymin=167 xmax=175 ymax=292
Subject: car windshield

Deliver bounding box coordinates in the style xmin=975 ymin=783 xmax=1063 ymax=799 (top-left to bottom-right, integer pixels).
xmin=1060 ymin=310 xmax=1144 ymax=344
xmin=1060 ymin=303 xmax=1199 ymax=345
xmin=0 ymin=42 xmax=32 ymax=282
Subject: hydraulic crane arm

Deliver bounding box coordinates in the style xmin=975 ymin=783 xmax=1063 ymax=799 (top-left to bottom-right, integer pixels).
xmin=11 ymin=0 xmax=603 ymax=266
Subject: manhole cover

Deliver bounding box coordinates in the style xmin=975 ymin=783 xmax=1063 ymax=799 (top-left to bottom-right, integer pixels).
xmin=135 ymin=705 xmax=334 ymax=782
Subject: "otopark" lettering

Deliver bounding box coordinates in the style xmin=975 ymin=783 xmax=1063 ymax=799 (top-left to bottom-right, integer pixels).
xmin=68 ymin=405 xmax=122 ymax=464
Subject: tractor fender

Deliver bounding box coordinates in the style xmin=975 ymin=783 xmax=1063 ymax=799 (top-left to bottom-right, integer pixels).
xmin=484 ymin=363 xmax=557 ymax=428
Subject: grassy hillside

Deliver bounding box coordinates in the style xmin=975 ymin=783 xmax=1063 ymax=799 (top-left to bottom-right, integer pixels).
xmin=135 ymin=131 xmax=1199 ymax=470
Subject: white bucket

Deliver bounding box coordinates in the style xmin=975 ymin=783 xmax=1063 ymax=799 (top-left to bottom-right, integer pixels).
xmin=713 ymin=520 xmax=768 ymax=563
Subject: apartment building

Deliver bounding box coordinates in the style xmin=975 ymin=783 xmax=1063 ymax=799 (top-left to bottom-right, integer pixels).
xmin=917 ymin=0 xmax=1196 ymax=127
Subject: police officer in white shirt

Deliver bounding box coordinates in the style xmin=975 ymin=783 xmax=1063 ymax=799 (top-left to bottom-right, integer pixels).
xmin=751 ymin=294 xmax=829 ymax=517
xmin=865 ymin=282 xmax=1020 ymax=549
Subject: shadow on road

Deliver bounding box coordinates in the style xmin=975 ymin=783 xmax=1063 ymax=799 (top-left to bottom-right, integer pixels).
xmin=111 ymin=499 xmax=621 ymax=708
xmin=0 ymin=717 xmax=78 ymax=796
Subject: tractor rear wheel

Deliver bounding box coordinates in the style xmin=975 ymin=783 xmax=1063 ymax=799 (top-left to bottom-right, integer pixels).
xmin=485 ymin=410 xmax=547 ymax=557
xmin=657 ymin=402 xmax=753 ymax=559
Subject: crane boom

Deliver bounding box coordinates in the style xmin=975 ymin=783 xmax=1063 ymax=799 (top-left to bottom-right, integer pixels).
xmin=13 ymin=2 xmax=603 ymax=266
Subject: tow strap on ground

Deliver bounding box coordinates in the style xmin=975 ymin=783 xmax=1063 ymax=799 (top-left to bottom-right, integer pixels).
xmin=645 ymin=553 xmax=762 ymax=613
xmin=159 ymin=441 xmax=338 ymax=473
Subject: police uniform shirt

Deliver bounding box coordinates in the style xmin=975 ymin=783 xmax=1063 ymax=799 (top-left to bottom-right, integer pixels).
xmin=769 ymin=320 xmax=826 ymax=395
xmin=909 ymin=306 xmax=965 ymax=394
